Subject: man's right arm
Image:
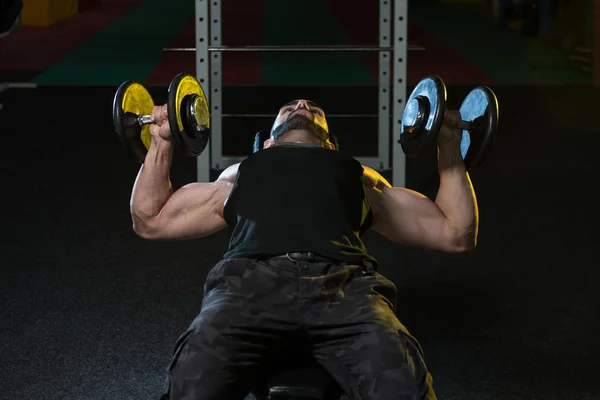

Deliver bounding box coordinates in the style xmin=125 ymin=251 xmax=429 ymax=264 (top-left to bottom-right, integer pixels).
xmin=129 ymin=136 xmax=236 ymax=241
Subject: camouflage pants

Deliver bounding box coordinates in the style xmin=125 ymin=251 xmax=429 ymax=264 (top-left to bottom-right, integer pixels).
xmin=163 ymin=257 xmax=437 ymax=400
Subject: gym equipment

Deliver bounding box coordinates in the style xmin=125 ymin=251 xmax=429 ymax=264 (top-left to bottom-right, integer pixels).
xmin=253 ymin=131 xmax=270 ymax=153
xmin=188 ymin=0 xmax=408 ymax=185
xmin=458 ymin=86 xmax=498 ymax=170
xmin=167 ymin=72 xmax=211 ymax=158
xmin=112 ymin=74 xmax=211 ymax=163
xmin=112 ymin=81 xmax=155 ymax=164
xmin=399 ymin=75 xmax=499 ymax=170
xmin=399 ymin=76 xmax=446 ymax=159
xmin=247 ymin=351 xmax=345 ymax=400
xmin=164 ymin=44 xmax=425 ymax=52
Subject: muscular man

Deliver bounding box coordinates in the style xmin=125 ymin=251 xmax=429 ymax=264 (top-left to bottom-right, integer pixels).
xmin=131 ymin=99 xmax=478 ymax=400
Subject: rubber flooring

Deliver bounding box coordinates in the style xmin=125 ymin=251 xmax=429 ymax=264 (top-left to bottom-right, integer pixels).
xmin=1 ymin=83 xmax=599 ymax=399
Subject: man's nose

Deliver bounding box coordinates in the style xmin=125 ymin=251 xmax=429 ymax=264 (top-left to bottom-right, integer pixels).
xmin=295 ymin=100 xmax=310 ymax=111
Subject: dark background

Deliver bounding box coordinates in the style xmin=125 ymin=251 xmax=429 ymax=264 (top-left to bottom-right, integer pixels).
xmin=2 ymin=83 xmax=599 ymax=400
xmin=2 ymin=0 xmax=600 ymax=399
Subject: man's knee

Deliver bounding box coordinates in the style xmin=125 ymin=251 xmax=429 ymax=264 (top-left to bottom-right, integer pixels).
xmin=332 ymin=327 xmax=437 ymax=399
xmin=404 ymin=333 xmax=437 ymax=400
xmin=167 ymin=337 xmax=253 ymax=400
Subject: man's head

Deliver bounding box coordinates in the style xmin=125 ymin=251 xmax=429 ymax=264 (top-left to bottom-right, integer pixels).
xmin=263 ymin=99 xmax=337 ymax=150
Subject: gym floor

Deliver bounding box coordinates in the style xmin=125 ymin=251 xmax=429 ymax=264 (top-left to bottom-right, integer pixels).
xmin=1 ymin=0 xmax=600 ymax=399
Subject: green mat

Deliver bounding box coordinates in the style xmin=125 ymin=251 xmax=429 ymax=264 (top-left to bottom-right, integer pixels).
xmin=260 ymin=0 xmax=375 ymax=86
xmin=33 ymin=0 xmax=193 ymax=85
xmin=31 ymin=0 xmax=590 ymax=85
xmin=409 ymin=2 xmax=591 ymax=84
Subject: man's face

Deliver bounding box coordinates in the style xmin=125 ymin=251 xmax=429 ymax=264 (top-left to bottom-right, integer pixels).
xmin=272 ymin=99 xmax=329 ymax=133
xmin=266 ymin=100 xmax=332 ymax=148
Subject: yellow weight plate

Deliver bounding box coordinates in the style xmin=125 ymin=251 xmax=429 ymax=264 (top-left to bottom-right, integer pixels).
xmin=121 ymin=82 xmax=154 ymax=150
xmin=174 ymin=74 xmax=210 ymax=132
xmin=167 ymin=73 xmax=211 ymax=157
xmin=191 ymin=94 xmax=210 ymax=131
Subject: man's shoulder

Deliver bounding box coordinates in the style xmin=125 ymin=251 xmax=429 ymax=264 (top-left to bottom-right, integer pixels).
xmin=216 ymin=163 xmax=240 ymax=183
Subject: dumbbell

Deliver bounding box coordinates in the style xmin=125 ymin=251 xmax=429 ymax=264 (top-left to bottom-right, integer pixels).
xmin=399 ymin=75 xmax=499 ymax=170
xmin=112 ymin=73 xmax=211 ymax=163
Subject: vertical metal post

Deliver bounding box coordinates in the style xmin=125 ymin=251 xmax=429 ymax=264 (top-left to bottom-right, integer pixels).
xmin=209 ymin=0 xmax=224 ymax=171
xmin=196 ymin=0 xmax=211 ymax=182
xmin=392 ymin=0 xmax=407 ymax=187
xmin=379 ymin=0 xmax=392 ymax=171
xmin=595 ymin=0 xmax=599 ymax=87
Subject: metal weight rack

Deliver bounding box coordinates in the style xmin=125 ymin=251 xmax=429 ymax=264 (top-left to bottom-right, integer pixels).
xmin=185 ymin=0 xmax=410 ymax=186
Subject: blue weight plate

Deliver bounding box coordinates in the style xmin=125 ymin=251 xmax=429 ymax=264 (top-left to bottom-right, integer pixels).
xmin=459 ymin=86 xmax=498 ymax=170
xmin=400 ymin=75 xmax=447 ymax=157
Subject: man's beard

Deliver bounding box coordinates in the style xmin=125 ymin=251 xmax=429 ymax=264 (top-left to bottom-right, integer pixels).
xmin=271 ymin=114 xmax=329 ymax=143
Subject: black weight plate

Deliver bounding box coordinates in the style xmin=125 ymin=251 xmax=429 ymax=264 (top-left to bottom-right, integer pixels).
xmin=459 ymin=86 xmax=498 ymax=170
xmin=112 ymin=80 xmax=154 ymax=163
xmin=167 ymin=73 xmax=211 ymax=157
xmin=400 ymin=75 xmax=447 ymax=157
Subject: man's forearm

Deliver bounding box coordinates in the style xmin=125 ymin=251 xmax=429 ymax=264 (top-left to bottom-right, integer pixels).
xmin=130 ymin=138 xmax=175 ymax=224
xmin=435 ymin=141 xmax=479 ymax=246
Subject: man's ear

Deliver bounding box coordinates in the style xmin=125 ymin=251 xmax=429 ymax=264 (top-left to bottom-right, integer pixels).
xmin=263 ymin=137 xmax=276 ymax=149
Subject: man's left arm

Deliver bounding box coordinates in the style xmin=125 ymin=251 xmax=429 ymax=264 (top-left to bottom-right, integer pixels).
xmin=364 ymin=116 xmax=478 ymax=252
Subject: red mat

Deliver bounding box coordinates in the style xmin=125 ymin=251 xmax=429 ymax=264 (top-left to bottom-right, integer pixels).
xmin=0 ymin=0 xmax=143 ymax=71
xmin=147 ymin=0 xmax=495 ymax=86
xmin=146 ymin=0 xmax=265 ymax=86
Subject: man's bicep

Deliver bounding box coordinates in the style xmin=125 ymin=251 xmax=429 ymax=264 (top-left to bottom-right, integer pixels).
xmin=368 ymin=186 xmax=453 ymax=251
xmin=144 ymin=181 xmax=231 ymax=240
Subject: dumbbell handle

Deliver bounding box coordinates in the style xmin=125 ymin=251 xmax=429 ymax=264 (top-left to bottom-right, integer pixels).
xmin=404 ymin=97 xmax=473 ymax=138
xmin=138 ymin=114 xmax=153 ymax=125
xmin=444 ymin=109 xmax=472 ymax=131
xmin=457 ymin=120 xmax=471 ymax=131
xmin=124 ymin=112 xmax=153 ymax=127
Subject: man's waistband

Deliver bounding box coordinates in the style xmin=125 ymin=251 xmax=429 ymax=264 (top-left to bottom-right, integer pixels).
xmin=268 ymin=252 xmax=377 ymax=272
xmin=270 ymin=252 xmax=332 ymax=263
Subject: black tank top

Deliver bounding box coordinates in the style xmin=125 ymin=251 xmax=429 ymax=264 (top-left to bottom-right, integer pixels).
xmin=223 ymin=143 xmax=376 ymax=264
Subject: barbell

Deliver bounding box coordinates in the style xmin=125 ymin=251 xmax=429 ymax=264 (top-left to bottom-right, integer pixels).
xmin=163 ymin=44 xmax=426 ymax=52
